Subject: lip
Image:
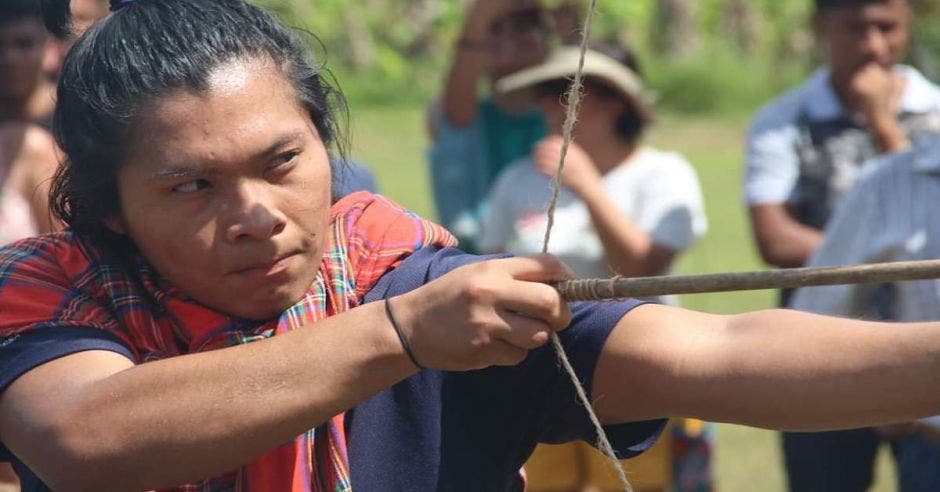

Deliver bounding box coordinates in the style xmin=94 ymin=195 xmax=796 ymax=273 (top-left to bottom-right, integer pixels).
xmin=231 ymin=251 xmax=301 ymax=279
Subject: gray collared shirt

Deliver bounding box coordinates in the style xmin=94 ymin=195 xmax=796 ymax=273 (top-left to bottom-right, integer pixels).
xmin=791 ymin=136 xmax=940 ymax=321
xmin=744 ymin=65 xmax=940 ymax=219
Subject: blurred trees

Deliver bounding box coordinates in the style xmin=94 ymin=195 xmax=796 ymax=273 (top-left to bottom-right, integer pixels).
xmin=254 ymin=0 xmax=940 ymax=111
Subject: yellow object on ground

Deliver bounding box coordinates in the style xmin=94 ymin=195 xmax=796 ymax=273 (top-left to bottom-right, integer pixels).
xmin=524 ymin=421 xmax=673 ymax=492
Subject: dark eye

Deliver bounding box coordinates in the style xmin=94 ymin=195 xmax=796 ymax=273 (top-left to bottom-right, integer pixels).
xmin=269 ymin=151 xmax=300 ymax=171
xmin=173 ymin=179 xmax=210 ymax=194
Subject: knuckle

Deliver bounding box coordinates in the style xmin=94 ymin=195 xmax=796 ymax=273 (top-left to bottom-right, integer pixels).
xmin=468 ymin=332 xmax=492 ymax=351
xmin=466 ymin=310 xmax=492 ymax=331
xmin=463 ymin=278 xmax=494 ymax=303
xmin=535 ymin=288 xmax=560 ymax=312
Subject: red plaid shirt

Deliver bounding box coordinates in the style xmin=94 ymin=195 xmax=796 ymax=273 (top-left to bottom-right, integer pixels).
xmin=0 ymin=192 xmax=456 ymax=491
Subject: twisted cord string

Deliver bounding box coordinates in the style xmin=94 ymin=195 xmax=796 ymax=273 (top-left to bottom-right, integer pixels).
xmin=540 ymin=1 xmax=633 ymax=490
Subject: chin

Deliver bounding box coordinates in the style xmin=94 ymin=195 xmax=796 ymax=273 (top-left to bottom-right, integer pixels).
xmin=214 ymin=284 xmax=308 ymax=321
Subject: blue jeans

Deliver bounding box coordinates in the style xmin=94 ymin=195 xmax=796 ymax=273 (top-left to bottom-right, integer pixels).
xmin=783 ymin=429 xmax=940 ymax=492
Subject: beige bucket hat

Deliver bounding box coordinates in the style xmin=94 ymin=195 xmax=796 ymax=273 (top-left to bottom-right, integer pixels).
xmin=496 ymin=46 xmax=655 ymax=118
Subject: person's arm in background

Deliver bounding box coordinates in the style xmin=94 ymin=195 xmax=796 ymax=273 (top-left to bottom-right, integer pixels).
xmin=440 ymin=0 xmax=517 ymax=128
xmin=533 ymin=137 xmax=676 ymax=277
xmin=426 ymin=108 xmax=490 ymax=241
xmin=743 ymin=108 xmax=822 ymax=268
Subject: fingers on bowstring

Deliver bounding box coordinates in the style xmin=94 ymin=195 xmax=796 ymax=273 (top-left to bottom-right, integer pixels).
xmin=493 ymin=309 xmax=555 ymax=350
xmin=492 ymin=254 xmax=575 ymax=283
xmin=494 ymin=280 xmax=573 ymax=331
xmin=488 ymin=339 xmax=531 ymax=367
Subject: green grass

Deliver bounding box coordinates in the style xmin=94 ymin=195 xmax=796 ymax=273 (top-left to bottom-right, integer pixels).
xmin=347 ymin=105 xmax=897 ymax=491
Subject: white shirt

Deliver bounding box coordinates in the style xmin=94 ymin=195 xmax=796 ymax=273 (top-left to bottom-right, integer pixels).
xmin=744 ymin=65 xmax=940 ymax=207
xmin=791 ymin=136 xmax=940 ymax=322
xmin=480 ymin=147 xmax=707 ymax=303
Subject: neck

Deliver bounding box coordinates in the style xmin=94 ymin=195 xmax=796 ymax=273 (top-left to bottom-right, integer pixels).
xmin=584 ymin=135 xmax=639 ymax=175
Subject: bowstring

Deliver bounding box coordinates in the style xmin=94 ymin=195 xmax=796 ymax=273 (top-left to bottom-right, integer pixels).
xmin=540 ymin=1 xmax=633 ymax=490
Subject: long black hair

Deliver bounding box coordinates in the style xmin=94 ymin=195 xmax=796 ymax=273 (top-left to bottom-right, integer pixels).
xmin=41 ymin=0 xmax=347 ymax=246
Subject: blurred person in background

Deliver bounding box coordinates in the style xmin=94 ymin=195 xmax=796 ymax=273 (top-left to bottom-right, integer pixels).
xmin=792 ymin=134 xmax=940 ymax=491
xmin=0 ymin=0 xmax=59 ymax=128
xmin=69 ymin=0 xmax=109 ymax=38
xmin=547 ymin=0 xmax=582 ymax=44
xmin=0 ymin=121 xmax=59 ymax=490
xmin=0 ymin=124 xmax=57 ymax=245
xmin=427 ymin=0 xmax=550 ymax=252
xmin=41 ymin=0 xmax=109 ymax=80
xmin=482 ymin=44 xmax=711 ymax=492
xmin=743 ymin=0 xmax=940 ymax=490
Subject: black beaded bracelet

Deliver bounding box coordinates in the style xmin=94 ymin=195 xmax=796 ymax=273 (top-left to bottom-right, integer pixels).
xmin=384 ymin=296 xmax=425 ymax=370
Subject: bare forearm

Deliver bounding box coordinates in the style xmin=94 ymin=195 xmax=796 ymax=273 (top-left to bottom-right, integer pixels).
xmin=749 ymin=204 xmax=822 ymax=268
xmin=666 ymin=309 xmax=940 ymax=430
xmin=869 ymin=116 xmax=908 ymax=154
xmin=441 ymin=18 xmax=490 ymax=128
xmin=578 ymin=181 xmax=666 ymax=276
xmin=695 ymin=310 xmax=940 ymax=430
xmin=595 ymin=305 xmax=940 ymax=431
xmin=21 ymin=302 xmax=414 ymax=490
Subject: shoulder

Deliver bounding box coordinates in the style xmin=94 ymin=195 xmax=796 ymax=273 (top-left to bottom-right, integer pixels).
xmin=0 ymin=233 xmax=86 ymax=279
xmin=0 ymin=233 xmax=106 ymax=333
xmin=329 ymin=192 xmax=458 ymax=294
xmin=748 ymin=75 xmax=816 ymax=136
xmin=898 ymin=65 xmax=940 ymax=111
xmin=2 ymin=124 xmax=58 ymax=189
xmin=331 ymin=191 xmax=456 ymax=247
xmin=627 ymin=148 xmax=701 ymax=186
xmin=636 ymin=147 xmax=694 ymax=171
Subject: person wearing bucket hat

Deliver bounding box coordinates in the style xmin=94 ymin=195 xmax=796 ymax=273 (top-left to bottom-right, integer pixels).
xmin=481 ymin=44 xmax=711 ymax=491
xmin=482 ymin=44 xmax=705 ymax=294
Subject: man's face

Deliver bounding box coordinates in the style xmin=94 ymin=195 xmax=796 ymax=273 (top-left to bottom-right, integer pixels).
xmin=115 ymin=59 xmax=332 ymax=320
xmin=816 ymin=0 xmax=912 ymax=78
xmin=488 ymin=8 xmax=549 ymax=78
xmin=0 ymin=18 xmax=47 ymax=100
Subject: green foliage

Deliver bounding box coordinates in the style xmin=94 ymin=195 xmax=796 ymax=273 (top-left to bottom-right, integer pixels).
xmin=252 ymin=0 xmax=940 ymax=113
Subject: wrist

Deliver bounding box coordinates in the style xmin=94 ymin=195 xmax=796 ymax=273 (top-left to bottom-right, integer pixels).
xmin=384 ymin=297 xmax=425 ymax=370
xmin=869 ymin=116 xmax=908 ymax=153
xmin=568 ymin=171 xmax=603 ymax=197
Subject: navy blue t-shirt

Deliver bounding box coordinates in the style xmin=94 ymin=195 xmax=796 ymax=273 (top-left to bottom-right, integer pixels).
xmin=0 ymin=248 xmax=663 ymax=491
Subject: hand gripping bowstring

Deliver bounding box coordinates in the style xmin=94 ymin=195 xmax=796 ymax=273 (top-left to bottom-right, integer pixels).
xmin=539 ymin=1 xmax=635 ymax=491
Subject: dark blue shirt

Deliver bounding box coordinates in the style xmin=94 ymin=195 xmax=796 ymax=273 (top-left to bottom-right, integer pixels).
xmin=0 ymin=248 xmax=662 ymax=491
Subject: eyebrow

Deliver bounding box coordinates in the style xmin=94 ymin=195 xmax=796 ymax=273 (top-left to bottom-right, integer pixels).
xmin=147 ymin=131 xmax=308 ymax=181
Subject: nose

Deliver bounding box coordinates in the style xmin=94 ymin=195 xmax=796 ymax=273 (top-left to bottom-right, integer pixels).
xmin=224 ymin=180 xmax=287 ymax=242
xmin=860 ymin=26 xmax=890 ymax=63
